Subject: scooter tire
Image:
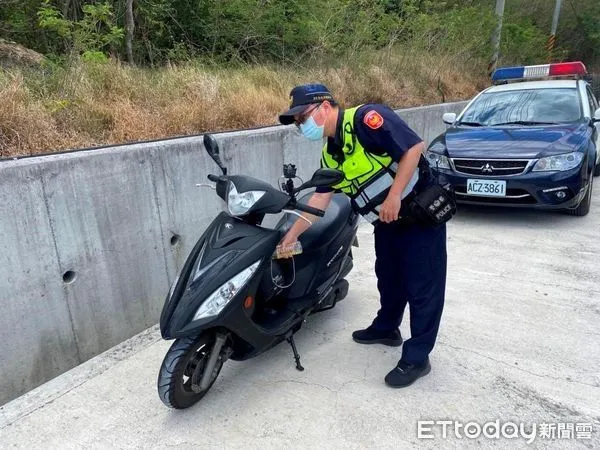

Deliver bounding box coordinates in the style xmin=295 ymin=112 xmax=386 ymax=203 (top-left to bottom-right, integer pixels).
xmin=157 ymin=333 xmax=224 ymax=409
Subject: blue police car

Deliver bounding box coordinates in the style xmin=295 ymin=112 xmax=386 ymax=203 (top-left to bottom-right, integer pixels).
xmin=426 ymin=61 xmax=600 ymax=216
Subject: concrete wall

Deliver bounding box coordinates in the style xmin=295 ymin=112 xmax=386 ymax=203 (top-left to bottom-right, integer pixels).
xmin=0 ymin=101 xmax=467 ymax=405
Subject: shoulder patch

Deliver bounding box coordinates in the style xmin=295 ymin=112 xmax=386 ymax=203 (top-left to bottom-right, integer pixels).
xmin=364 ymin=110 xmax=384 ymax=130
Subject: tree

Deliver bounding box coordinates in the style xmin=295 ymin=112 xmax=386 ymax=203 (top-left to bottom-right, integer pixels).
xmin=37 ymin=1 xmax=124 ymax=60
xmin=125 ymin=0 xmax=135 ymax=65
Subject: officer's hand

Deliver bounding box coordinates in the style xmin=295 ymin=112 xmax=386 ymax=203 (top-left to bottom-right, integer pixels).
xmin=379 ymin=194 xmax=401 ymax=223
xmin=277 ymin=233 xmax=299 ymax=258
xmin=280 ymin=232 xmax=298 ymax=248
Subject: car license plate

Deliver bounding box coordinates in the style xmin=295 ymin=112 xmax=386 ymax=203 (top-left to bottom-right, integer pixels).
xmin=466 ymin=179 xmax=506 ymax=197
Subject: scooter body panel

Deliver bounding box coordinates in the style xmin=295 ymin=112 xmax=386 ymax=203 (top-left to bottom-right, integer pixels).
xmin=159 ymin=185 xmax=359 ymax=362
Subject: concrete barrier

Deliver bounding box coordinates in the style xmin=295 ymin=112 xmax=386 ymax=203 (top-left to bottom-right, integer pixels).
xmin=0 ymin=101 xmax=467 ymax=405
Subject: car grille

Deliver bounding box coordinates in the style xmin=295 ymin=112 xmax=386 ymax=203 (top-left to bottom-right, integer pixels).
xmin=452 ymin=158 xmax=531 ymax=176
xmin=454 ymin=186 xmax=536 ymax=204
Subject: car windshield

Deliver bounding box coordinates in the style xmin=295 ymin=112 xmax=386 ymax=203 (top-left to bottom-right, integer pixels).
xmin=459 ymin=88 xmax=582 ymax=126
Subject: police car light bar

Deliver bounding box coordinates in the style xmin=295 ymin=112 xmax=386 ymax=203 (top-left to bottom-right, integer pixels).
xmin=492 ymin=61 xmax=587 ymax=82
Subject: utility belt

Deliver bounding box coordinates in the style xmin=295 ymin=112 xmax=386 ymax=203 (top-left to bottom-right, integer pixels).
xmin=350 ymin=164 xmax=456 ymax=228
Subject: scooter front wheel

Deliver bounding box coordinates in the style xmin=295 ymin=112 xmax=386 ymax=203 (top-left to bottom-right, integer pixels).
xmin=157 ymin=332 xmax=225 ymax=409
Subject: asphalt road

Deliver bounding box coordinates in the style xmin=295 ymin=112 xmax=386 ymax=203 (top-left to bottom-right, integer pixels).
xmin=2 ymin=195 xmax=600 ymax=449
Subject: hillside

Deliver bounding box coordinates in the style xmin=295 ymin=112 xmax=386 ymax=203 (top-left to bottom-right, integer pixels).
xmin=1 ymin=0 xmax=598 ymax=157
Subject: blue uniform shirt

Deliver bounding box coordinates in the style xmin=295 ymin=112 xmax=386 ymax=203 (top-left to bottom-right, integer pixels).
xmin=316 ymin=104 xmax=423 ymax=193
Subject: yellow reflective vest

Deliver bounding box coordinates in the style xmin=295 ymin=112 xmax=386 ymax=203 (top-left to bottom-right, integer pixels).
xmin=320 ymin=106 xmax=418 ymax=224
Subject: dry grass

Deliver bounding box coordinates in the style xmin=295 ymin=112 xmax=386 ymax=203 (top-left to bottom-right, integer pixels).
xmin=0 ymin=50 xmax=487 ymax=158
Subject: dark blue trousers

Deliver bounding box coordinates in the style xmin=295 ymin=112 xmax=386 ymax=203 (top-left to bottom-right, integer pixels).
xmin=372 ymin=221 xmax=447 ymax=365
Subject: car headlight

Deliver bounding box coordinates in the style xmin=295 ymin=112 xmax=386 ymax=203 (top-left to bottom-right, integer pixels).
xmin=425 ymin=146 xmax=451 ymax=170
xmin=227 ymin=182 xmax=266 ymax=216
xmin=532 ymin=152 xmax=584 ymax=172
xmin=192 ymin=260 xmax=261 ymax=321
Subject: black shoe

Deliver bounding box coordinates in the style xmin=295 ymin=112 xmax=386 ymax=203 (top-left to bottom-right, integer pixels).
xmin=352 ymin=326 xmax=403 ymax=347
xmin=385 ymin=358 xmax=431 ymax=388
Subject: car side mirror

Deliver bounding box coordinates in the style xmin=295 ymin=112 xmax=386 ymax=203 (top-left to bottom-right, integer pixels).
xmin=442 ymin=113 xmax=456 ymax=125
xmin=203 ymin=134 xmax=227 ymax=175
xmin=593 ymin=108 xmax=600 ymax=123
xmin=296 ymin=168 xmax=344 ymax=192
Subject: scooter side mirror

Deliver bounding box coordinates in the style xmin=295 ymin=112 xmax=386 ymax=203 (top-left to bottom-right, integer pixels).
xmin=296 ymin=168 xmax=344 ymax=192
xmin=203 ymin=134 xmax=227 ymax=175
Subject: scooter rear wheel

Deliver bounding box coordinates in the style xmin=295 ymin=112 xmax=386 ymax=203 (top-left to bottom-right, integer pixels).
xmin=157 ymin=332 xmax=224 ymax=409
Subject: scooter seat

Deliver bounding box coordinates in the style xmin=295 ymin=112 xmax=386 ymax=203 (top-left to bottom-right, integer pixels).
xmin=276 ymin=193 xmax=353 ymax=251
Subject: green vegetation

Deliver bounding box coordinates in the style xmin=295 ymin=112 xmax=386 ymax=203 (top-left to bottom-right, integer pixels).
xmin=3 ymin=0 xmax=599 ymax=66
xmin=0 ymin=0 xmax=598 ymax=156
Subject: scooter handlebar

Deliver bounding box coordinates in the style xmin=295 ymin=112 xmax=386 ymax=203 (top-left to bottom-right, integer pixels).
xmin=294 ymin=202 xmax=325 ymax=217
xmin=207 ymin=174 xmax=221 ymax=182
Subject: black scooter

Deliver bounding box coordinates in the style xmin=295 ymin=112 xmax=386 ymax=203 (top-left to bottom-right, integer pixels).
xmin=157 ymin=134 xmax=359 ymax=409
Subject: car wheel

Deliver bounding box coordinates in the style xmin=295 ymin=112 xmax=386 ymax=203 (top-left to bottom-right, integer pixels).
xmin=565 ymin=176 xmax=593 ymax=217
xmin=594 ymin=162 xmax=600 ymax=177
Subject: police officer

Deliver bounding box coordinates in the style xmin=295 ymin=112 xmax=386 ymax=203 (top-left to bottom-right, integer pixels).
xmin=278 ymin=84 xmax=447 ymax=388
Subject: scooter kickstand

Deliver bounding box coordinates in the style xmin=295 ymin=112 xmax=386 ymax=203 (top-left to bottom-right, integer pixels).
xmin=286 ymin=335 xmax=304 ymax=371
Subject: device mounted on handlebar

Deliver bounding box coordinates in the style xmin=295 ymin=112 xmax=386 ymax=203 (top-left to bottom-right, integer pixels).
xmin=283 ymin=164 xmax=297 ymax=179
xmin=281 ymin=164 xmax=298 ymax=197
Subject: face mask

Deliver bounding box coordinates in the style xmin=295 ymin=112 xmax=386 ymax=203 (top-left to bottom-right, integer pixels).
xmin=299 ymin=107 xmax=324 ymax=141
xmin=300 ymin=116 xmax=324 ymax=141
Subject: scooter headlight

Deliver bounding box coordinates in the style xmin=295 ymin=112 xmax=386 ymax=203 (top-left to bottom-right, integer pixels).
xmin=192 ymin=260 xmax=261 ymax=321
xmin=227 ymin=182 xmax=266 ymax=216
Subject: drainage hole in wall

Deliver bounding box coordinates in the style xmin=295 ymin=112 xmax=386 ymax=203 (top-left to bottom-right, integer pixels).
xmin=63 ymin=270 xmax=77 ymax=284
xmin=170 ymin=234 xmax=181 ymax=246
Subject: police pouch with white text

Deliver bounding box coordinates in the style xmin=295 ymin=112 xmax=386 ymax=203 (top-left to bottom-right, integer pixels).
xmin=407 ymin=183 xmax=457 ymax=226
